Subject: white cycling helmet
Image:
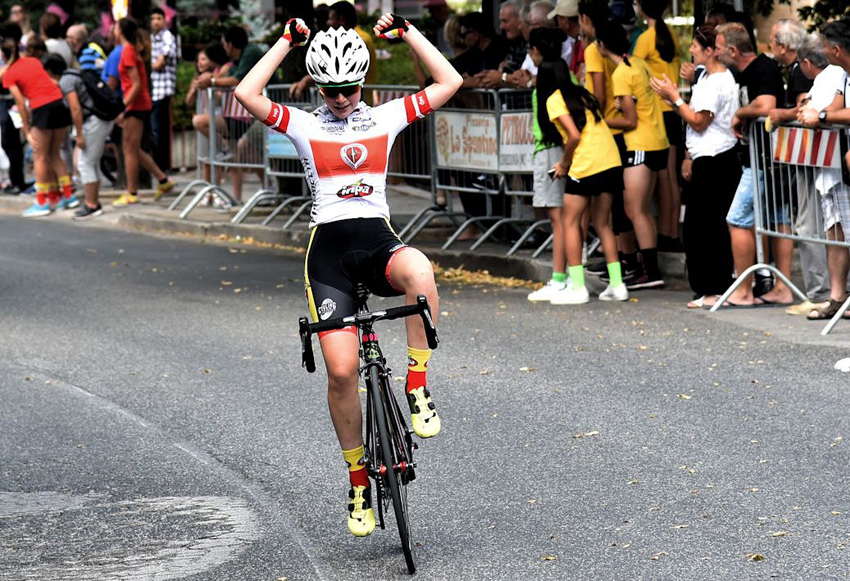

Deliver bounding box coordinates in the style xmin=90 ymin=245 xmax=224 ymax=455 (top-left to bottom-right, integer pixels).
xmin=305 ymin=27 xmax=370 ymax=86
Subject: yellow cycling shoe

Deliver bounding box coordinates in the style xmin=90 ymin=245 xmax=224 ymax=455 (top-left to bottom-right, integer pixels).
xmin=347 ymin=485 xmax=375 ymax=537
xmin=407 ymin=386 xmax=441 ymax=438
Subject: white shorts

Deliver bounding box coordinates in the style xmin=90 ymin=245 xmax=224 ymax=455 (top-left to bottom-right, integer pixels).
xmin=532 ymin=146 xmax=565 ymax=208
xmin=822 ymin=184 xmax=850 ymax=233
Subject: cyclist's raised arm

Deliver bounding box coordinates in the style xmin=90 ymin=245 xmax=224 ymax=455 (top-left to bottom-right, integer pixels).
xmin=374 ymin=14 xmax=462 ymax=111
xmin=235 ymin=19 xmax=310 ymax=125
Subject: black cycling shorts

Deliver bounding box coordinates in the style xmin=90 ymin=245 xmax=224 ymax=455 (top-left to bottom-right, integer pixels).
xmin=304 ymin=217 xmax=407 ymax=330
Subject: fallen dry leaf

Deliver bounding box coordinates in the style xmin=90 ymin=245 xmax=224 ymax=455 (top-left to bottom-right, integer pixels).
xmin=519 ymin=367 xmax=537 ymax=372
xmin=651 ymin=551 xmax=668 ymax=561
xmin=573 ymin=431 xmax=600 ymax=439
xmin=541 ymin=554 xmax=557 ymax=561
xmin=771 ymin=531 xmax=788 ymax=537
xmin=745 ymin=553 xmax=765 ymax=562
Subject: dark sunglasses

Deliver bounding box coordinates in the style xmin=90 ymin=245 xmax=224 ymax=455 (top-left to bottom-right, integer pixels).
xmin=694 ymin=27 xmax=714 ymax=48
xmin=320 ymin=84 xmax=360 ymax=98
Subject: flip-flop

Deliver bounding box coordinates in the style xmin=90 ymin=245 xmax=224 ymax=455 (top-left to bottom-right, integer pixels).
xmin=711 ymin=300 xmax=760 ymax=309
xmin=758 ymin=297 xmax=794 ymax=307
xmin=687 ymin=296 xmax=706 ymax=309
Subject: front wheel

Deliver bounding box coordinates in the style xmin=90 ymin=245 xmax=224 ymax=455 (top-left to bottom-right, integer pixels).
xmin=370 ymin=366 xmax=416 ymax=574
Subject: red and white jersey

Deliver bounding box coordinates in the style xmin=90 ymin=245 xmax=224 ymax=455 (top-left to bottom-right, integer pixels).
xmin=264 ymin=91 xmax=433 ymax=227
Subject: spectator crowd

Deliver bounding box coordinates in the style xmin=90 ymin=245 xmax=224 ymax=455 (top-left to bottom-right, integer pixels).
xmin=2 ymin=1 xmax=850 ymax=320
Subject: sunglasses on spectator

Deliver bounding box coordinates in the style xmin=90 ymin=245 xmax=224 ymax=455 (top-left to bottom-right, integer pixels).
xmin=320 ymin=83 xmax=361 ymax=98
xmin=694 ymin=27 xmax=713 ymax=48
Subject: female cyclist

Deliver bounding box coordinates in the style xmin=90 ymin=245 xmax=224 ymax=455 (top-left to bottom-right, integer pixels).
xmin=597 ymin=21 xmax=670 ymax=289
xmin=235 ymin=14 xmax=462 ymax=537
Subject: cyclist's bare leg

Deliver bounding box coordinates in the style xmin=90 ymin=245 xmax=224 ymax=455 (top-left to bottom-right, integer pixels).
xmin=319 ymin=330 xmax=363 ymax=450
xmin=387 ymin=248 xmax=440 ymax=348
xmin=388 ymin=247 xmax=442 ymax=438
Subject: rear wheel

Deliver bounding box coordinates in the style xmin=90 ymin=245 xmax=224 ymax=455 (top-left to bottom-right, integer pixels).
xmin=370 ymin=366 xmax=415 ymax=574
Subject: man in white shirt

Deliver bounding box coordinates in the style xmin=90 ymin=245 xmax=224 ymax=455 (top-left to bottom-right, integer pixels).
xmin=548 ymin=0 xmax=580 ymax=76
xmin=507 ymin=0 xmax=555 ymax=88
xmin=798 ymin=25 xmax=850 ymax=318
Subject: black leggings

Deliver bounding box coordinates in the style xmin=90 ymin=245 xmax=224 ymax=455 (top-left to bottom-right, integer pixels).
xmin=683 ymin=147 xmax=741 ymax=297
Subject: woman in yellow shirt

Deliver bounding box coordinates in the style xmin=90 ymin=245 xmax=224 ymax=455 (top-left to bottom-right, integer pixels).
xmin=597 ymin=21 xmax=669 ymax=289
xmin=537 ymin=31 xmax=628 ymax=305
xmin=633 ymin=0 xmax=682 ymax=250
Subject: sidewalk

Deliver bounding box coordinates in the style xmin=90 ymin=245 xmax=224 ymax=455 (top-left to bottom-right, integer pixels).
xmin=2 ymin=176 xmax=848 ymax=349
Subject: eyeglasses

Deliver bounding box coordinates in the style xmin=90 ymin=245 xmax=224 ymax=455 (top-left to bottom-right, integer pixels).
xmin=320 ymin=84 xmax=361 ymax=98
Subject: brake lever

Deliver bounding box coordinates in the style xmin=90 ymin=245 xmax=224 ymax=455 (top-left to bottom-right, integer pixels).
xmin=416 ymin=295 xmax=439 ymax=350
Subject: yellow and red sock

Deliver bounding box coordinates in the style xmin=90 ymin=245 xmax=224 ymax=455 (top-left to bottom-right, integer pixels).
xmin=47 ymin=183 xmax=60 ymax=205
xmin=342 ymin=445 xmax=369 ymax=488
xmin=58 ymin=175 xmax=73 ymax=199
xmin=35 ymin=182 xmax=51 ymax=206
xmin=406 ymin=346 xmax=431 ymax=394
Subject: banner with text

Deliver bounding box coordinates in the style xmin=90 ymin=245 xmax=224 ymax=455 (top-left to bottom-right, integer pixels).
xmin=434 ymin=111 xmax=498 ymax=172
xmin=499 ymin=112 xmax=534 ymax=172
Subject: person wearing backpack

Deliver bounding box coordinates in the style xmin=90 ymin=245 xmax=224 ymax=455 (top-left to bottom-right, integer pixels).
xmin=45 ymin=54 xmax=114 ymax=220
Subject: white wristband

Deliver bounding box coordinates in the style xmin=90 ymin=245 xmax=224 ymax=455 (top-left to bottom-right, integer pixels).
xmin=674 ymin=97 xmax=684 ymax=108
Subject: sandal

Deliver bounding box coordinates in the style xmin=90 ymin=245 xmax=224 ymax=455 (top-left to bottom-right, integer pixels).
xmin=807 ymin=299 xmax=846 ymax=320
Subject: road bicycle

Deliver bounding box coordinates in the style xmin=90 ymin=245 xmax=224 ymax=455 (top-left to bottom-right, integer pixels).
xmin=299 ymin=288 xmax=439 ymax=574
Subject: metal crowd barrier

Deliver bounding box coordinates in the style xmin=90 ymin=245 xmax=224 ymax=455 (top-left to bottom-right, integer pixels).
xmin=711 ymin=119 xmax=850 ymax=335
xmin=171 ymin=86 xmax=265 ymax=219
xmin=233 ymin=84 xmax=318 ymax=227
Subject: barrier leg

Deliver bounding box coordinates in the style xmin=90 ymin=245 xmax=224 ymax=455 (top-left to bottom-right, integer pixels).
xmin=282 ymin=200 xmax=313 ymax=230
xmin=821 ymin=295 xmax=850 ymax=336
xmin=398 ymin=205 xmax=442 ymax=240
xmin=405 ymin=211 xmax=470 ymax=243
xmin=531 ymin=233 xmax=554 ymax=259
xmin=442 ymin=217 xmax=503 ymax=250
xmin=470 ymin=218 xmax=529 ymax=251
xmin=169 ymin=179 xmax=210 ymax=211
xmin=506 ymin=219 xmax=550 ymax=256
xmin=261 ymin=196 xmax=310 ymax=226
xmin=179 ymin=185 xmax=234 ymax=220
xmin=231 ymin=189 xmax=278 ymax=224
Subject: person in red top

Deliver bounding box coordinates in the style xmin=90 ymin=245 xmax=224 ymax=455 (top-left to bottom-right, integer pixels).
xmin=113 ymin=18 xmax=173 ymax=207
xmin=0 ymin=33 xmax=75 ymax=217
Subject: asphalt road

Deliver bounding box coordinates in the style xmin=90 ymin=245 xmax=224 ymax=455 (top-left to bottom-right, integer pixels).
xmin=2 ymin=215 xmax=850 ymax=580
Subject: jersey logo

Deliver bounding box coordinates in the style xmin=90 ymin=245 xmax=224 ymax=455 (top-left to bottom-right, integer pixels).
xmin=337 ymin=180 xmax=374 ymax=199
xmin=341 ymin=143 xmax=368 ymax=171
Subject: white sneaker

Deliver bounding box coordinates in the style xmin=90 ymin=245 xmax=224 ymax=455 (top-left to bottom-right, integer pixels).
xmin=527 ymin=280 xmax=567 ymax=302
xmin=550 ymin=285 xmax=590 ymax=305
xmin=599 ymin=283 xmax=629 ymax=302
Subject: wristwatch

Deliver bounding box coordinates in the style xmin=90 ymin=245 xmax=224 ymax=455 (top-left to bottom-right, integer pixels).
xmin=674 ymin=97 xmax=684 ymax=109
xmin=501 ymin=72 xmax=508 ymax=85
xmin=211 ymin=76 xmax=216 ymax=87
xmin=819 ymin=110 xmax=828 ymax=123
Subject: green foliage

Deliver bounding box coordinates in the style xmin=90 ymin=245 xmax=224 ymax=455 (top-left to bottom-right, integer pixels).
xmin=373 ymin=38 xmax=417 ymax=86
xmin=794 ymin=0 xmax=850 ymax=31
xmin=173 ymin=61 xmax=197 ymax=131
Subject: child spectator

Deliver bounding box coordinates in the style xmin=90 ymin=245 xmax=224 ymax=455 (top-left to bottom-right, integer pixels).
xmin=45 ymin=54 xmax=115 ymax=220
xmin=543 ymin=31 xmax=628 ymax=304
xmin=633 ymin=0 xmax=682 ymax=252
xmin=1 ymin=35 xmax=75 ymax=217
xmin=113 ymin=18 xmax=173 ymax=207
xmin=526 ymin=28 xmax=569 ymax=302
xmin=598 ymin=21 xmax=670 ymax=289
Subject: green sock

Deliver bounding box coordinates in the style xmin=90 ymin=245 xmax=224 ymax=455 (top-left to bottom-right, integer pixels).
xmin=568 ymin=265 xmax=585 ymax=290
xmin=552 ymin=272 xmax=567 ymax=284
xmin=607 ymin=262 xmax=623 ymax=287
